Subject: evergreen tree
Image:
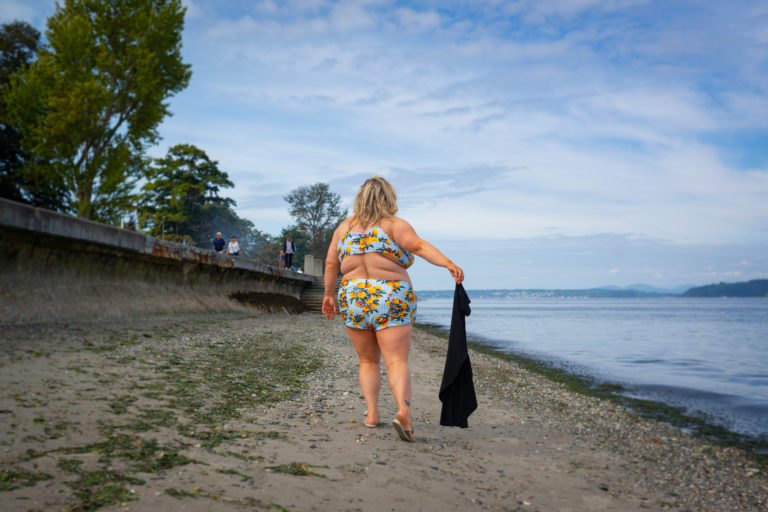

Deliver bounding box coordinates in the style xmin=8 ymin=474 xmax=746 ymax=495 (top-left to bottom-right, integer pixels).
xmin=138 ymin=144 xmax=234 ymax=244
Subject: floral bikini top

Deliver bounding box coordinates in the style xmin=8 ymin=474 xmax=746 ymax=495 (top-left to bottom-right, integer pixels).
xmin=337 ymin=223 xmax=414 ymax=268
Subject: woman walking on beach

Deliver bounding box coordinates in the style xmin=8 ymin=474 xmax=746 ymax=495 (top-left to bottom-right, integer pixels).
xmin=322 ymin=177 xmax=463 ymax=442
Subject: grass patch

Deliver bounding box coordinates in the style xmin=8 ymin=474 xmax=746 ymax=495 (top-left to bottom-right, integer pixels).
xmin=138 ymin=408 xmax=176 ymax=427
xmin=176 ymin=426 xmax=240 ymax=449
xmin=106 ymin=395 xmax=138 ymax=415
xmin=0 ymin=467 xmax=53 ymax=491
xmin=216 ymin=468 xmax=253 ymax=481
xmin=58 ymin=458 xmax=143 ymax=511
xmin=61 ymin=433 xmax=195 ymax=473
xmin=267 ymin=462 xmax=327 ymax=478
xmin=132 ymin=452 xmax=194 ymax=474
xmin=99 ymin=408 xmax=177 ymax=434
xmin=214 ymin=450 xmax=265 ymax=462
xmin=87 ymin=344 xmax=119 ymax=353
xmin=155 ymin=333 xmax=322 ymax=445
xmin=45 ymin=420 xmax=77 ymax=439
xmin=164 ymin=487 xmax=198 ymax=499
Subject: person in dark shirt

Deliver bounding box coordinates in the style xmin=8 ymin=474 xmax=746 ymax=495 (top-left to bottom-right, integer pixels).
xmin=284 ymin=235 xmax=295 ymax=269
xmin=212 ymin=232 xmax=226 ymax=253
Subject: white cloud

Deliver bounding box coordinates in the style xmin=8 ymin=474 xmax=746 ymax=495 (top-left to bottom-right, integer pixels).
xmin=394 ymin=7 xmax=441 ymax=32
xmin=327 ymin=0 xmax=377 ymax=33
xmin=504 ymin=0 xmax=651 ymax=23
xmin=587 ymin=88 xmax=716 ymax=131
xmin=181 ymin=0 xmax=203 ymax=18
xmin=0 ymin=0 xmax=56 ymax=26
xmin=0 ymin=1 xmax=36 ymax=22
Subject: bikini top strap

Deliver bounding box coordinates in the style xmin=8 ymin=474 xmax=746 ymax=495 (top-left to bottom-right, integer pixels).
xmin=343 ymin=218 xmax=357 ymax=237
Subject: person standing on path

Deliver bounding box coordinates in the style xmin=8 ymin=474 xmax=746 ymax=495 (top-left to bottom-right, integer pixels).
xmin=322 ymin=176 xmax=463 ymax=442
xmin=212 ymin=232 xmax=226 ymax=253
xmin=284 ymin=235 xmax=295 ymax=269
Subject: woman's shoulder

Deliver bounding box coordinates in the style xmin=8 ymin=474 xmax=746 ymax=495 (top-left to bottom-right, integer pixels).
xmin=381 ymin=217 xmax=416 ymax=241
xmin=336 ymin=216 xmax=356 ymax=234
xmin=386 ymin=216 xmax=413 ymax=230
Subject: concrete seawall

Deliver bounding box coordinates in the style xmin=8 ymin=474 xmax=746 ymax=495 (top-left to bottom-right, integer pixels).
xmin=0 ymin=198 xmax=316 ymax=325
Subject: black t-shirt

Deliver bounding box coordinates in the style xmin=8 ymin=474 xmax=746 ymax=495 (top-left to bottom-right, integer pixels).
xmin=213 ymin=238 xmax=225 ymax=251
xmin=439 ymin=284 xmax=477 ymax=428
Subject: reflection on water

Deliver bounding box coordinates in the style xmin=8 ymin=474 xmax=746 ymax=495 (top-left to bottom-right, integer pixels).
xmin=417 ymin=296 xmax=768 ymax=437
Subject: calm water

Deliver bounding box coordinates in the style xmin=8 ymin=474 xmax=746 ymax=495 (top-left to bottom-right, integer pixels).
xmin=417 ymin=296 xmax=768 ymax=438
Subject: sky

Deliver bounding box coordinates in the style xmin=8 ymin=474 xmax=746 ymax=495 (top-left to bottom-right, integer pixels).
xmin=3 ymin=0 xmax=768 ymax=290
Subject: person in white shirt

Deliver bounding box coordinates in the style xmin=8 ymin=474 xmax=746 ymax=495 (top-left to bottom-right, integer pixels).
xmin=227 ymin=236 xmax=240 ymax=257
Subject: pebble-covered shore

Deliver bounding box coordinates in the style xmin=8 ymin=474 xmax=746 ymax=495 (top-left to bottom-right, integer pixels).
xmin=0 ymin=309 xmax=765 ymax=511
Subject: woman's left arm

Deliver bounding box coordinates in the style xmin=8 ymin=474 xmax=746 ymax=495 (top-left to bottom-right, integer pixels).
xmin=393 ymin=219 xmax=464 ymax=284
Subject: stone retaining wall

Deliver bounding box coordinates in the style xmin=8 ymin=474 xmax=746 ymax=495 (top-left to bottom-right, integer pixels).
xmin=0 ymin=198 xmax=314 ymax=325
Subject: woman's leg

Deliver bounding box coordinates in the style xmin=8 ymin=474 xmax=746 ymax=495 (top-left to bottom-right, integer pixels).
xmin=375 ymin=324 xmax=413 ymax=433
xmin=346 ymin=327 xmax=382 ymax=425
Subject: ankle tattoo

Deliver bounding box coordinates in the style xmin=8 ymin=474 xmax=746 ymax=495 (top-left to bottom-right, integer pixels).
xmin=405 ymin=400 xmax=411 ymax=407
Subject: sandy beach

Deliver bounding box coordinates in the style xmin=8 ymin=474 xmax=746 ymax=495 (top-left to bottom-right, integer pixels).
xmin=1 ymin=308 xmax=766 ymax=511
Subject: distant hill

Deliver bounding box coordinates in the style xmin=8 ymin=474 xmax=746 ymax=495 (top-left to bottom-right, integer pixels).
xmin=596 ymin=284 xmax=691 ymax=294
xmin=418 ymin=287 xmax=678 ymax=299
xmin=682 ymin=279 xmax=768 ymax=298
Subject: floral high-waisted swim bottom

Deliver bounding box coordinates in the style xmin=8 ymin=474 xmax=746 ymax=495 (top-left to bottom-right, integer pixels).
xmin=337 ymin=278 xmax=416 ymax=331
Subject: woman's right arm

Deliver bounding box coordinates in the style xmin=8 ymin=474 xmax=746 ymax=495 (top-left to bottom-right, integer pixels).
xmin=322 ymin=222 xmax=345 ymax=319
xmin=393 ymin=219 xmax=464 ymax=284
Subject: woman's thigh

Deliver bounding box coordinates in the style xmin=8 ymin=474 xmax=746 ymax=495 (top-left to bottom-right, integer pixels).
xmin=346 ymin=327 xmax=381 ymax=364
xmin=375 ymin=324 xmax=412 ymax=366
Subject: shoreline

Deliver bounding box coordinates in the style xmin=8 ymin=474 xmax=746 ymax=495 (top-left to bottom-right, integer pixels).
xmin=416 ymin=321 xmax=768 ymax=463
xmin=1 ymin=309 xmax=766 ymax=511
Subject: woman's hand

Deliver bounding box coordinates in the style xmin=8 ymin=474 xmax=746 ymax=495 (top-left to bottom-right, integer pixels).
xmin=447 ymin=262 xmax=464 ymax=284
xmin=322 ymin=296 xmax=336 ymax=320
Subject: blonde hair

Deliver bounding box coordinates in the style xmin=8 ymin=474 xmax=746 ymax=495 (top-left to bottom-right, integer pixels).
xmin=352 ymin=176 xmax=398 ymax=227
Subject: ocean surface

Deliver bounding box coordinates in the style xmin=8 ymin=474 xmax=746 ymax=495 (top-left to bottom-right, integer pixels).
xmin=416 ymin=295 xmax=768 ymax=439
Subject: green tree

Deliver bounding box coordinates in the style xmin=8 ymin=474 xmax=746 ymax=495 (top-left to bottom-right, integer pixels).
xmin=2 ymin=0 xmax=191 ymax=222
xmin=138 ymin=144 xmax=234 ymax=244
xmin=284 ymin=182 xmax=347 ymax=259
xmin=0 ymin=20 xmax=67 ymax=207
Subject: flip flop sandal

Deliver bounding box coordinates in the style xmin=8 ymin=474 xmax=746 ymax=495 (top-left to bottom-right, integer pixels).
xmin=392 ymin=418 xmax=414 ymax=442
xmin=364 ymin=411 xmax=379 ymax=428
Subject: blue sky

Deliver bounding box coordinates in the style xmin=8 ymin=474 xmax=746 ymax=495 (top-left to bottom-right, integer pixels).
xmin=3 ymin=0 xmax=768 ymax=290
